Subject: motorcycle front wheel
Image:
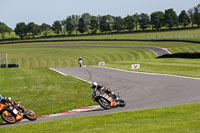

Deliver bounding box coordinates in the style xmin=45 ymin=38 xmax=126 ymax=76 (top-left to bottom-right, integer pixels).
xmin=119 ymin=99 xmax=126 ymax=107
xmin=1 ymin=110 xmax=16 ymax=124
xmin=98 ymin=97 xmax=111 ymax=109
xmin=24 ymin=109 xmax=37 ymax=121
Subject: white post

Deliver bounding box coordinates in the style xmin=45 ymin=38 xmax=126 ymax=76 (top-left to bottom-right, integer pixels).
xmin=0 ymin=54 xmax=1 ymax=68
xmin=5 ymin=54 xmax=8 ymax=68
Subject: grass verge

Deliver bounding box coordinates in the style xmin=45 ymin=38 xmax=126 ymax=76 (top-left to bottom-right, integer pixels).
xmin=1 ymin=102 xmax=200 ymax=133
xmin=0 ymin=68 xmax=94 ymax=116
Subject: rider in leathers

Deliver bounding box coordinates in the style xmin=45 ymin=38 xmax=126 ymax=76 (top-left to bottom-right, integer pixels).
xmin=91 ymin=82 xmax=119 ymax=105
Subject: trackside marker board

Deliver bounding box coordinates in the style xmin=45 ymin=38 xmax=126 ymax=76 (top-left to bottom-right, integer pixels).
xmin=131 ymin=64 xmax=140 ymax=70
xmin=99 ymin=62 xmax=105 ymax=66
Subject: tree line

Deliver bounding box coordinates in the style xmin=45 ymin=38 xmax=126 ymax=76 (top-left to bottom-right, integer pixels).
xmin=0 ymin=3 xmax=200 ymax=39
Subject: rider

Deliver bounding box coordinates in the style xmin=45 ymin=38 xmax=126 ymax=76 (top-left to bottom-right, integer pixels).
xmin=0 ymin=95 xmax=23 ymax=120
xmin=91 ymin=82 xmax=119 ymax=104
xmin=78 ymin=57 xmax=83 ymax=67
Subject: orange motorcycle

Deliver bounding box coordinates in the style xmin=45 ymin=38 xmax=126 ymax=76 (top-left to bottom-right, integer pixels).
xmin=92 ymin=89 xmax=126 ymax=109
xmin=0 ymin=97 xmax=37 ymax=124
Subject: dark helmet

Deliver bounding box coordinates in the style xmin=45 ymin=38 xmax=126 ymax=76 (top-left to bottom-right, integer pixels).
xmin=91 ymin=82 xmax=98 ymax=90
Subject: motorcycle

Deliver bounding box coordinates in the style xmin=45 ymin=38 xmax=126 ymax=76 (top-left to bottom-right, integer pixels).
xmin=0 ymin=97 xmax=37 ymax=124
xmin=92 ymin=89 xmax=126 ymax=109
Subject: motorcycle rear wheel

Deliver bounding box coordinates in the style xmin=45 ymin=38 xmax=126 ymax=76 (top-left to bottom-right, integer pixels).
xmin=98 ymin=97 xmax=111 ymax=109
xmin=1 ymin=110 xmax=16 ymax=124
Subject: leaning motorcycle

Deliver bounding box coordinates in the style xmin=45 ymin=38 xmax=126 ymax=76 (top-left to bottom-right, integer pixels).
xmin=0 ymin=97 xmax=37 ymax=124
xmin=92 ymin=89 xmax=126 ymax=109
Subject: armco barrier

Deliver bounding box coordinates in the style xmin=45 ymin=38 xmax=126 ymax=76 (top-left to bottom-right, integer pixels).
xmin=0 ymin=64 xmax=19 ymax=68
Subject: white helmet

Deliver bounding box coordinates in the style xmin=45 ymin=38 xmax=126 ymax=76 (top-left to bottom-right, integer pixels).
xmin=91 ymin=82 xmax=98 ymax=89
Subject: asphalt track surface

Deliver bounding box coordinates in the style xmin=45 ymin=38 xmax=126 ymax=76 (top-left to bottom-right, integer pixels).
xmin=1 ymin=66 xmax=200 ymax=126
xmin=14 ymin=45 xmax=170 ymax=56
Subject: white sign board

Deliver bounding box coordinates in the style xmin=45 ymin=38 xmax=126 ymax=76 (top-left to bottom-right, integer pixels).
xmin=99 ymin=62 xmax=105 ymax=66
xmin=131 ymin=64 xmax=140 ymax=69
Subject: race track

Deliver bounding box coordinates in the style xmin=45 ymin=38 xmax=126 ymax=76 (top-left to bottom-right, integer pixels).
xmin=14 ymin=45 xmax=171 ymax=56
xmin=53 ymin=67 xmax=200 ymax=111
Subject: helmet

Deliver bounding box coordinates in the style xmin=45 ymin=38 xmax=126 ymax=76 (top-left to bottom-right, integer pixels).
xmin=91 ymin=82 xmax=98 ymax=90
xmin=0 ymin=95 xmax=2 ymax=102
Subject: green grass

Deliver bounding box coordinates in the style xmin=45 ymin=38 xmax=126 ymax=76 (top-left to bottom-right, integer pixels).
xmin=1 ymin=102 xmax=200 ymax=133
xmin=1 ymin=41 xmax=200 ymax=52
xmin=106 ymin=58 xmax=200 ymax=78
xmin=0 ymin=40 xmax=200 ymax=129
xmin=0 ymin=47 xmax=156 ymax=68
xmin=0 ymin=68 xmax=94 ymax=116
xmin=64 ymin=29 xmax=200 ymax=41
xmin=1 ymin=29 xmax=200 ymax=43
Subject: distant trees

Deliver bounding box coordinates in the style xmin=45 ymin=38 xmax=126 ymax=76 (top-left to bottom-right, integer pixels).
xmin=26 ymin=22 xmax=41 ymax=38
xmin=124 ymin=15 xmax=134 ymax=32
xmin=164 ymin=9 xmax=179 ymax=29
xmin=0 ymin=22 xmax=12 ymax=39
xmin=82 ymin=13 xmax=91 ymax=34
xmin=71 ymin=15 xmax=80 ymax=34
xmin=65 ymin=16 xmax=75 ymax=35
xmin=40 ymin=23 xmax=51 ymax=36
xmin=7 ymin=3 xmax=200 ymax=39
xmin=194 ymin=4 xmax=200 ymax=27
xmin=14 ymin=22 xmax=27 ymax=39
xmin=179 ymin=10 xmax=190 ymax=28
xmin=90 ymin=16 xmax=99 ymax=34
xmin=133 ymin=13 xmax=139 ymax=31
xmin=99 ymin=15 xmax=111 ymax=33
xmin=52 ymin=21 xmax=62 ymax=35
xmin=187 ymin=8 xmax=195 ymax=28
xmin=78 ymin=18 xmax=86 ymax=33
xmin=139 ymin=13 xmax=150 ymax=30
xmin=113 ymin=16 xmax=124 ymax=32
xmin=150 ymin=11 xmax=164 ymax=30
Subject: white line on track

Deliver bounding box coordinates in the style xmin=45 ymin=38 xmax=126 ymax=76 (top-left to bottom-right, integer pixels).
xmin=95 ymin=66 xmax=200 ymax=80
xmin=49 ymin=68 xmax=92 ymax=83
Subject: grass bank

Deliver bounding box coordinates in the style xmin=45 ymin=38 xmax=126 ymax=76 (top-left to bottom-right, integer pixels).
xmin=1 ymin=29 xmax=200 ymax=44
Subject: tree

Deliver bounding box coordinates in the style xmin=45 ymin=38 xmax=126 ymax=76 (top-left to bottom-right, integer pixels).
xmin=78 ymin=18 xmax=86 ymax=33
xmin=40 ymin=23 xmax=51 ymax=36
xmin=150 ymin=11 xmax=164 ymax=30
xmin=194 ymin=4 xmax=200 ymax=27
xmin=179 ymin=10 xmax=190 ymax=28
xmin=26 ymin=22 xmax=41 ymax=38
xmin=112 ymin=16 xmax=124 ymax=32
xmin=0 ymin=22 xmax=12 ymax=39
xmin=133 ymin=13 xmax=139 ymax=30
xmin=65 ymin=16 xmax=75 ymax=35
xmin=14 ymin=22 xmax=27 ymax=39
xmin=61 ymin=19 xmax=67 ymax=35
xmin=187 ymin=8 xmax=195 ymax=28
xmin=124 ymin=15 xmax=134 ymax=32
xmin=99 ymin=15 xmax=111 ymax=33
xmin=52 ymin=21 xmax=62 ymax=35
xmin=164 ymin=8 xmax=179 ymax=29
xmin=71 ymin=15 xmax=80 ymax=34
xmin=82 ymin=13 xmax=91 ymax=34
xmin=139 ymin=13 xmax=150 ymax=30
xmin=90 ymin=16 xmax=99 ymax=34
